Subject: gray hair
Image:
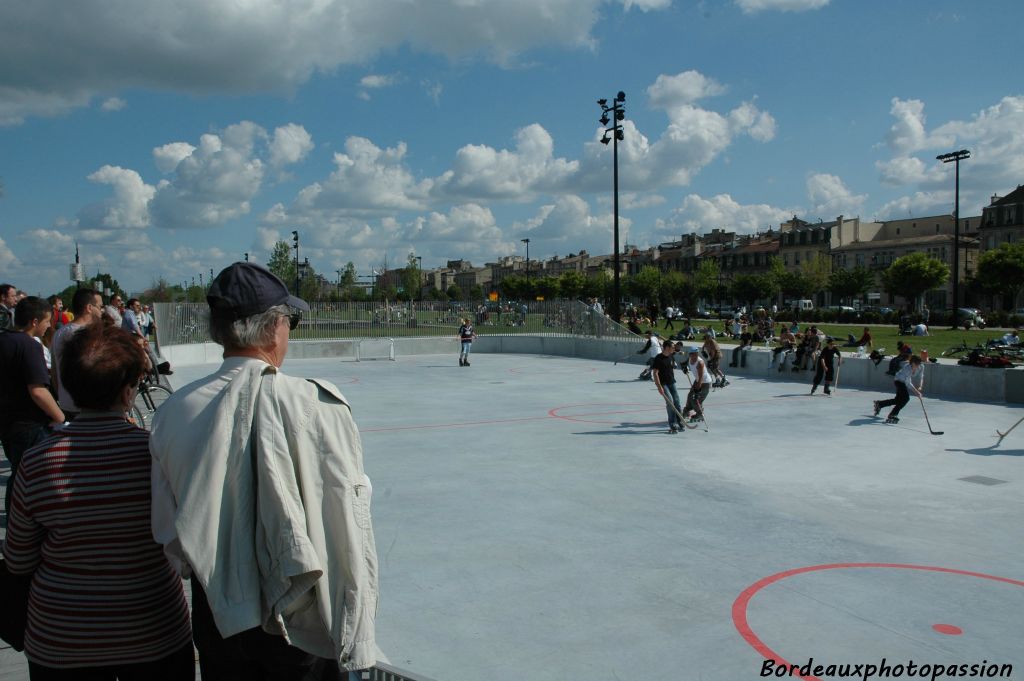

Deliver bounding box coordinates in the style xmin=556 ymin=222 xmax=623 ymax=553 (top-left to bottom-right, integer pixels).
xmin=209 ymin=304 xmax=291 ymax=351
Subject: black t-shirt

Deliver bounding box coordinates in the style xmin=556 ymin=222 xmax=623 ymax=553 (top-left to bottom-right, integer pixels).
xmin=0 ymin=331 xmax=51 ymax=429
xmin=820 ymin=346 xmax=841 ymax=367
xmin=652 ymin=352 xmax=676 ymax=385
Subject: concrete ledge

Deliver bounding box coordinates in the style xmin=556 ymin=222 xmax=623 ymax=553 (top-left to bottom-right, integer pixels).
xmin=159 ymin=336 xmax=1014 ymax=403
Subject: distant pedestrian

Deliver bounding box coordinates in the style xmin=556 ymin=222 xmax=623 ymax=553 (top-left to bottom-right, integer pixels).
xmin=458 ymin=317 xmax=476 ymax=366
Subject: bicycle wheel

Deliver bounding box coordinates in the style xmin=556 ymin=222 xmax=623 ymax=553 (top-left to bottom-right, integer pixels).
xmin=134 ymin=384 xmax=173 ymax=430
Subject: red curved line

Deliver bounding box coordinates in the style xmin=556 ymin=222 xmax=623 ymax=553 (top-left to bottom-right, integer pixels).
xmin=732 ymin=562 xmax=1024 ymax=681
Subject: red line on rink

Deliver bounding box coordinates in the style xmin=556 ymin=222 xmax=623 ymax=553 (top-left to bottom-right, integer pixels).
xmin=732 ymin=563 xmax=1024 ymax=681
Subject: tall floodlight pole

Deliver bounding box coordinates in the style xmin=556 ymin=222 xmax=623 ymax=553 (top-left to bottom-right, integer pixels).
xmin=521 ymin=238 xmax=531 ymax=281
xmin=936 ymin=149 xmax=970 ymax=328
xmin=597 ymin=91 xmax=626 ymax=322
xmin=291 ymin=230 xmax=300 ymax=296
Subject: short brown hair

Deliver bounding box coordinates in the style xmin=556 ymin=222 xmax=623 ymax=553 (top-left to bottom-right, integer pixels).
xmin=61 ymin=325 xmax=147 ymax=410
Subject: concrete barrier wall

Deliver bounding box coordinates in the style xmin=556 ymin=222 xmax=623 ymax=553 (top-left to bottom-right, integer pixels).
xmin=159 ymin=336 xmax=1018 ymax=403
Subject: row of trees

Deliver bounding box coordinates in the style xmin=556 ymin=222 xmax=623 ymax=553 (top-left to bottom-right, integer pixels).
xmin=122 ymin=240 xmax=1023 ymax=313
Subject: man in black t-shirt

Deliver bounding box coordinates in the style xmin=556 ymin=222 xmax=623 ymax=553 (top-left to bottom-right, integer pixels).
xmin=652 ymin=341 xmax=683 ymax=434
xmin=0 ymin=296 xmax=66 ymax=514
xmin=811 ymin=338 xmax=841 ymax=395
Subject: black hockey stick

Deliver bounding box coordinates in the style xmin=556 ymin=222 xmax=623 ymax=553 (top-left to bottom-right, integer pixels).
xmin=996 ymin=414 xmax=1024 ymax=445
xmin=917 ymin=395 xmax=943 ymax=436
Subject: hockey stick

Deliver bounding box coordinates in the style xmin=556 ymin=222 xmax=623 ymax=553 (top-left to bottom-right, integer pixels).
xmin=995 ymin=413 xmax=1024 ymax=445
xmin=658 ymin=388 xmax=691 ymax=430
xmin=833 ymin=359 xmax=841 ymax=393
xmin=917 ymin=394 xmax=943 ymax=436
xmin=614 ymin=353 xmax=634 ymax=366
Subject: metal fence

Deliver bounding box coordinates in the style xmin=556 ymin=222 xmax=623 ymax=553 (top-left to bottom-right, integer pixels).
xmin=154 ymin=299 xmax=635 ymax=347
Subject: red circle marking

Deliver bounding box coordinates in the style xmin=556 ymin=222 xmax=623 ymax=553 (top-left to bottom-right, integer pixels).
xmin=548 ymin=403 xmax=662 ymax=424
xmin=733 ymin=563 xmax=1024 ymax=681
xmin=509 ymin=366 xmax=598 ymax=375
xmin=932 ymin=623 xmax=963 ymax=635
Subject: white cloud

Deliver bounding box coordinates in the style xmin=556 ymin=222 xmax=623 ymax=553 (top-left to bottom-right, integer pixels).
xmin=101 ymin=97 xmax=126 ymax=111
xmin=657 ymin=193 xmax=793 ymax=236
xmin=149 ymin=122 xmax=265 ymax=229
xmin=269 ymin=124 xmax=314 ymax=168
xmin=432 ymin=124 xmax=579 ymax=201
xmin=294 ymin=137 xmax=432 ymax=215
xmin=735 ymin=0 xmax=830 ymax=13
xmin=875 ymin=191 xmax=951 ymax=221
xmin=647 ymin=71 xmax=726 ymax=109
xmin=806 ymin=173 xmax=867 ymax=219
xmin=153 ymin=142 xmax=197 ymax=174
xmin=0 ymin=0 xmax=671 ymax=124
xmin=876 ymin=95 xmax=1024 ymax=215
xmin=78 ymin=165 xmax=155 ymax=229
xmin=359 ymin=74 xmax=399 ymax=89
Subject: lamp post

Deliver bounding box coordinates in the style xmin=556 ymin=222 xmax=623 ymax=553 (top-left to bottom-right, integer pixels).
xmin=416 ymin=256 xmax=423 ymax=301
xmin=291 ymin=230 xmax=300 ymax=296
xmin=936 ymin=149 xmax=970 ymax=328
xmin=521 ymin=238 xmax=531 ymax=281
xmin=597 ymin=91 xmax=626 ymax=322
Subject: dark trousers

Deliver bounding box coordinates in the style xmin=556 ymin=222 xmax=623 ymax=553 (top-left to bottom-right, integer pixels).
xmin=878 ymin=381 xmax=910 ymax=417
xmin=1 ymin=422 xmax=51 ymax=516
xmin=27 ymin=642 xmax=195 ymax=681
xmin=730 ymin=345 xmax=750 ymax=367
xmin=812 ymin=363 xmax=834 ymax=389
xmin=684 ymin=383 xmax=710 ymax=416
xmin=190 ymin=578 xmax=343 ymax=681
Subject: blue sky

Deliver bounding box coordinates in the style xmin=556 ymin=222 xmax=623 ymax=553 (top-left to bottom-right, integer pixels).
xmin=2 ymin=0 xmax=1022 ymax=295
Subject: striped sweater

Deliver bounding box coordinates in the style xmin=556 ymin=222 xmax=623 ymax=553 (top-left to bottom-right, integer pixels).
xmin=2 ymin=413 xmax=192 ymax=668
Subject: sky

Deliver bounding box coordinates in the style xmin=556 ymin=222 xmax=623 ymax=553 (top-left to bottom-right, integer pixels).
xmin=2 ymin=0 xmax=1023 ymax=296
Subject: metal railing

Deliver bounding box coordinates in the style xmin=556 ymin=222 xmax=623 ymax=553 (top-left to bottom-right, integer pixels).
xmin=154 ymin=300 xmax=636 ymax=347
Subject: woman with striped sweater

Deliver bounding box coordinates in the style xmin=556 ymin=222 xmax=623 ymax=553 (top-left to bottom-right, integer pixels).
xmin=3 ymin=324 xmax=192 ymax=680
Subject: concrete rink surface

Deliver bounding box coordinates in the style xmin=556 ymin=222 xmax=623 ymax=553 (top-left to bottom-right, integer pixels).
xmin=2 ymin=351 xmax=1022 ymax=680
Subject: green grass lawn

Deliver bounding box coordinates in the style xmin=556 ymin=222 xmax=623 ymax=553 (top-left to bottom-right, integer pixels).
xmin=777 ymin=324 xmax=1009 ymax=357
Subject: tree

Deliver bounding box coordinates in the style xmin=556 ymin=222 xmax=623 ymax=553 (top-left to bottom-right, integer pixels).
xmin=267 ymin=241 xmax=296 ymax=292
xmin=828 ymin=266 xmax=875 ymax=305
xmin=401 ymin=252 xmax=421 ymax=301
xmin=882 ymin=252 xmax=949 ymax=311
xmin=582 ymin=271 xmax=611 ymax=301
xmin=660 ymin=271 xmax=695 ymax=311
xmin=558 ymin=271 xmax=586 ymax=300
xmin=533 ymin=276 xmax=560 ymax=300
xmin=142 ymin=278 xmax=175 ymax=303
xmin=631 ymin=265 xmax=662 ymax=309
xmin=446 ymin=284 xmax=462 ymax=301
xmin=973 ymin=242 xmax=1024 ymax=310
xmin=800 ymin=253 xmax=832 ymax=298
xmin=730 ymin=273 xmax=778 ymax=312
xmin=694 ymin=259 xmax=720 ymax=306
xmin=469 ymin=284 xmax=484 ymax=301
xmin=338 ymin=262 xmax=358 ymax=301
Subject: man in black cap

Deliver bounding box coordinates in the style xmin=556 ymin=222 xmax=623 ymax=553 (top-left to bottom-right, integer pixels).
xmin=150 ymin=263 xmax=379 ymax=679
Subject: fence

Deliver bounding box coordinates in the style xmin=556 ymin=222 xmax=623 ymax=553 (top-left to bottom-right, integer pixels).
xmin=154 ymin=299 xmax=635 ymax=348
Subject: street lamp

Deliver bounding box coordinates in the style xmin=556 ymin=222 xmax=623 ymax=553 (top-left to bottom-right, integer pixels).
xmin=244 ymin=252 xmax=249 ymax=262
xmin=521 ymin=238 xmax=531 ymax=281
xmin=936 ymin=149 xmax=970 ymax=328
xmin=597 ymin=90 xmax=626 ymax=322
xmin=416 ymin=256 xmax=423 ymax=301
xmin=291 ymin=230 xmax=300 ymax=296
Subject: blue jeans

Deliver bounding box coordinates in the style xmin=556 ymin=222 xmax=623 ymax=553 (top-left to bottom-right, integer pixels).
xmin=461 ymin=341 xmax=472 ymax=356
xmin=664 ymin=383 xmax=682 ymax=428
